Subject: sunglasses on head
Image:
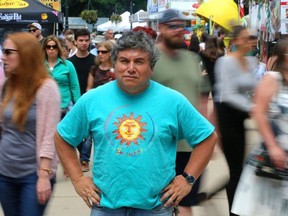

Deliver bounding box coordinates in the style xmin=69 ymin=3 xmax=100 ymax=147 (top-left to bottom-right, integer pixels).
xmin=29 ymin=29 xmax=38 ymax=33
xmin=2 ymin=48 xmax=18 ymax=56
xmin=97 ymin=50 xmax=109 ymax=54
xmin=46 ymin=45 xmax=58 ymax=50
xmin=165 ymin=24 xmax=185 ymax=30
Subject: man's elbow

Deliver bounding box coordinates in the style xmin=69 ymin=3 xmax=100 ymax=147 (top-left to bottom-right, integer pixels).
xmin=200 ymin=131 xmax=218 ymax=149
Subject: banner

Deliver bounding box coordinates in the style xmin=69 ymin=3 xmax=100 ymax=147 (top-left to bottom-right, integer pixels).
xmin=280 ymin=0 xmax=288 ymax=34
xmin=147 ymin=0 xmax=158 ymax=13
xmin=39 ymin=0 xmax=61 ymax=11
xmin=170 ymin=0 xmax=198 ymax=11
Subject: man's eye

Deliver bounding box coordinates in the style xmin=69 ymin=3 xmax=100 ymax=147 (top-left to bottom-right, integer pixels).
xmin=120 ymin=60 xmax=128 ymax=64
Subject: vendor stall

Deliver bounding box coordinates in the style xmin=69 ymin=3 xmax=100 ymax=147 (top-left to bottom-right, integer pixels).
xmin=0 ymin=0 xmax=63 ymax=40
xmin=195 ymin=0 xmax=239 ymax=32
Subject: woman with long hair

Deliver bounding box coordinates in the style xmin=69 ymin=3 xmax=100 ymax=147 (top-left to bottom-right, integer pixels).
xmin=65 ymin=34 xmax=78 ymax=58
xmin=232 ymin=39 xmax=288 ymax=216
xmin=86 ymin=41 xmax=115 ymax=91
xmin=188 ymin=34 xmax=200 ymax=54
xmin=214 ymin=25 xmax=259 ymax=216
xmin=0 ymin=32 xmax=60 ymax=216
xmin=200 ymin=35 xmax=224 ymax=97
xmin=43 ymin=35 xmax=80 ymax=119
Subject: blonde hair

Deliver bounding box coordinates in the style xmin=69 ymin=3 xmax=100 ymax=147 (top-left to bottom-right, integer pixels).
xmin=95 ymin=41 xmax=113 ymax=66
xmin=1 ymin=32 xmax=49 ymax=131
xmin=65 ymin=34 xmax=76 ymax=46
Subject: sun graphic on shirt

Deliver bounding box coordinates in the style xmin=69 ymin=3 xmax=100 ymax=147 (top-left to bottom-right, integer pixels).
xmin=113 ymin=113 xmax=147 ymax=146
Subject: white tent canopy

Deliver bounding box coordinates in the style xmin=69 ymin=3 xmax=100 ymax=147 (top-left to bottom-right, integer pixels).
xmin=97 ymin=11 xmax=147 ymax=32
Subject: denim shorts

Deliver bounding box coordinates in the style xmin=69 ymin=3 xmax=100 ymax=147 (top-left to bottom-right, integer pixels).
xmin=90 ymin=203 xmax=174 ymax=216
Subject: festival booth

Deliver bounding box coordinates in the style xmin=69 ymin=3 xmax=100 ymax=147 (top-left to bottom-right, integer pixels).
xmin=0 ymin=0 xmax=63 ymax=41
xmin=195 ymin=0 xmax=239 ymax=32
xmin=195 ymin=0 xmax=239 ymax=47
xmin=97 ymin=11 xmax=147 ymax=32
xmin=147 ymin=0 xmax=199 ymax=30
xmin=247 ymin=0 xmax=282 ymax=63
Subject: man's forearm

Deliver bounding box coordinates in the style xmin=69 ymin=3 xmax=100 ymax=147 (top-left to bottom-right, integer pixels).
xmin=184 ymin=131 xmax=217 ymax=179
xmin=54 ymin=132 xmax=84 ymax=181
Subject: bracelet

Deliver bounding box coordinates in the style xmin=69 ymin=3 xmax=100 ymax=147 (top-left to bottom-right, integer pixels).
xmin=39 ymin=168 xmax=52 ymax=174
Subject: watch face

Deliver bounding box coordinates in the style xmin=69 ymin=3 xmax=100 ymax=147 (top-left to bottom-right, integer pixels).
xmin=186 ymin=175 xmax=195 ymax=184
xmin=182 ymin=172 xmax=195 ymax=185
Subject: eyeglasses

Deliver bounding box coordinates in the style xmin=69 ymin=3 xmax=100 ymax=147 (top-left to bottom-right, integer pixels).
xmin=2 ymin=48 xmax=18 ymax=56
xmin=46 ymin=45 xmax=58 ymax=50
xmin=29 ymin=29 xmax=38 ymax=33
xmin=97 ymin=50 xmax=110 ymax=54
xmin=165 ymin=24 xmax=185 ymax=30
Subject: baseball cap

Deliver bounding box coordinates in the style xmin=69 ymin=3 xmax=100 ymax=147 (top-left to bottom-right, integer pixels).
xmin=91 ymin=35 xmax=105 ymax=44
xmin=159 ymin=9 xmax=182 ymax=24
xmin=27 ymin=23 xmax=42 ymax=30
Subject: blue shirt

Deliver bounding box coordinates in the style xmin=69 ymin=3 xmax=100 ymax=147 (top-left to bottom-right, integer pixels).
xmin=57 ymin=80 xmax=214 ymax=209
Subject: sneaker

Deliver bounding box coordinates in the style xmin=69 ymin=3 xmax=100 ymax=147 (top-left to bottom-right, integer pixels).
xmin=81 ymin=161 xmax=89 ymax=172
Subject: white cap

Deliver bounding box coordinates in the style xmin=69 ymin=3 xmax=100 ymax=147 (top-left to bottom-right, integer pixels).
xmin=91 ymin=35 xmax=105 ymax=44
xmin=114 ymin=34 xmax=122 ymax=39
xmin=27 ymin=22 xmax=42 ymax=30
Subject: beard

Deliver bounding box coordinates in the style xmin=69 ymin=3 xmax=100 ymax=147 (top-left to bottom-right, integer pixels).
xmin=163 ymin=36 xmax=184 ymax=49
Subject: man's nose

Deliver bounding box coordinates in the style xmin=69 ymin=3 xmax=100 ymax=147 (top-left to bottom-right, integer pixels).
xmin=127 ymin=62 xmax=135 ymax=73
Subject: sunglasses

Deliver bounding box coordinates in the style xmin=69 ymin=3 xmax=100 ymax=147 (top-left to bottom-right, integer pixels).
xmin=29 ymin=29 xmax=38 ymax=33
xmin=97 ymin=50 xmax=110 ymax=54
xmin=46 ymin=45 xmax=58 ymax=50
xmin=2 ymin=48 xmax=18 ymax=56
xmin=165 ymin=24 xmax=185 ymax=30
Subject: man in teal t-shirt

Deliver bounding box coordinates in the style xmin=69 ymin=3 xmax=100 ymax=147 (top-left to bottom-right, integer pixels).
xmin=54 ymin=31 xmax=217 ymax=215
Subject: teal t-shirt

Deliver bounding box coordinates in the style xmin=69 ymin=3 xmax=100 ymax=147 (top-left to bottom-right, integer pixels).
xmin=46 ymin=58 xmax=81 ymax=108
xmin=57 ymin=80 xmax=214 ymax=209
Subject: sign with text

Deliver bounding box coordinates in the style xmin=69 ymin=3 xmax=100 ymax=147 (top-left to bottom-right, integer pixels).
xmin=0 ymin=0 xmax=29 ymax=8
xmin=281 ymin=0 xmax=288 ymax=34
xmin=39 ymin=0 xmax=61 ymax=11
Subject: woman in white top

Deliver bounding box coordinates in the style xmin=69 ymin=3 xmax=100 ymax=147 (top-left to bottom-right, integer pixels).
xmin=65 ymin=34 xmax=78 ymax=58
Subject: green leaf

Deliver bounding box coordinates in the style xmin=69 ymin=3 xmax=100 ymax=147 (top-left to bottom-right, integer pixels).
xmin=80 ymin=10 xmax=98 ymax=25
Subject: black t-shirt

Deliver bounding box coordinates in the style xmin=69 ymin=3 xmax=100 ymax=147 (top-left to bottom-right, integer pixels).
xmin=69 ymin=53 xmax=95 ymax=95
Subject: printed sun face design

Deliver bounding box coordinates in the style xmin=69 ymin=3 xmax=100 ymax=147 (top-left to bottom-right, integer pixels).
xmin=113 ymin=113 xmax=147 ymax=146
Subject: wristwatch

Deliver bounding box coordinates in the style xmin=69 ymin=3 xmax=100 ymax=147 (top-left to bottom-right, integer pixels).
xmin=182 ymin=172 xmax=196 ymax=185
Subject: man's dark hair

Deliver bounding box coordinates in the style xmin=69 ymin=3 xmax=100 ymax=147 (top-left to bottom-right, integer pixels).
xmin=74 ymin=29 xmax=90 ymax=41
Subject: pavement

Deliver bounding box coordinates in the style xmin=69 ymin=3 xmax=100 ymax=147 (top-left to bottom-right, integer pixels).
xmin=0 ymin=116 xmax=261 ymax=216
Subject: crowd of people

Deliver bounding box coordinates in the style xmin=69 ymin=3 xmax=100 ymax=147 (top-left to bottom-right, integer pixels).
xmin=0 ymin=8 xmax=287 ymax=216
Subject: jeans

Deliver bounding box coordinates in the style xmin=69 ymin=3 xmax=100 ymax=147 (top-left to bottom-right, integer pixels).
xmin=0 ymin=172 xmax=55 ymax=216
xmin=90 ymin=204 xmax=174 ymax=216
xmin=77 ymin=135 xmax=93 ymax=163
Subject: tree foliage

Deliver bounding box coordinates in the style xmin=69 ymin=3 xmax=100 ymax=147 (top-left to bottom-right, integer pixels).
xmin=80 ymin=10 xmax=98 ymax=25
xmin=62 ymin=0 xmax=147 ymax=18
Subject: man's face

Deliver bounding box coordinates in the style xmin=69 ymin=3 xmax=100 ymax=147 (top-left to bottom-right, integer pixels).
xmin=114 ymin=48 xmax=152 ymax=94
xmin=75 ymin=35 xmax=90 ymax=51
xmin=29 ymin=28 xmax=41 ymax=38
xmin=159 ymin=20 xmax=185 ymax=49
xmin=106 ymin=30 xmax=114 ymax=40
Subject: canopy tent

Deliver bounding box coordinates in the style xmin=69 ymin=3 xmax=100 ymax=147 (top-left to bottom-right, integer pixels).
xmin=97 ymin=11 xmax=146 ymax=32
xmin=195 ymin=0 xmax=239 ymax=32
xmin=0 ymin=0 xmax=63 ymax=24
